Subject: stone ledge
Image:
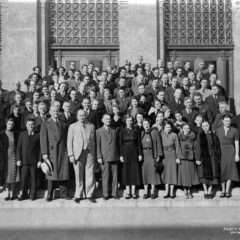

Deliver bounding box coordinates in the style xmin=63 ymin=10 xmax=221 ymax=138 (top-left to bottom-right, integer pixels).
xmin=0 ymin=196 xmax=240 ymax=209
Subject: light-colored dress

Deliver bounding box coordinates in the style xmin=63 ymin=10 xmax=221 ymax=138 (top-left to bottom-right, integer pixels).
xmin=161 ymin=132 xmax=181 ymax=185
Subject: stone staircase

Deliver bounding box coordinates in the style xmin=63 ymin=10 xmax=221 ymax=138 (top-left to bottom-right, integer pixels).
xmin=1 ymin=184 xmax=240 ymax=208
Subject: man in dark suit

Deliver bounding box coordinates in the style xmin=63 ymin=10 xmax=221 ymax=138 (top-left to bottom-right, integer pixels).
xmin=165 ymin=78 xmax=179 ymax=103
xmin=116 ymin=87 xmax=131 ymax=115
xmin=56 ymin=82 xmax=70 ymax=104
xmin=69 ymin=89 xmax=81 ymax=115
xmin=59 ymin=101 xmax=76 ymax=130
xmin=76 ymin=82 xmax=88 ymax=104
xmin=40 ymin=105 xmax=70 ymax=201
xmin=192 ymin=92 xmax=213 ymax=124
xmin=181 ymin=97 xmax=199 ymax=127
xmin=205 ymin=85 xmax=226 ymax=119
xmin=8 ymin=80 xmax=25 ymax=105
xmin=17 ymin=118 xmax=40 ymax=200
xmin=168 ymin=88 xmax=185 ymax=115
xmin=96 ymin=114 xmax=119 ymax=200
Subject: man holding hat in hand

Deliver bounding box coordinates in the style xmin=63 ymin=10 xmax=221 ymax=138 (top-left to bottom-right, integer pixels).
xmin=40 ymin=105 xmax=70 ymax=201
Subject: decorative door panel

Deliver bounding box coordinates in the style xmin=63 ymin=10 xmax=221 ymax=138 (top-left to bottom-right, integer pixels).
xmin=49 ymin=0 xmax=119 ymax=48
xmin=163 ymin=0 xmax=233 ymax=48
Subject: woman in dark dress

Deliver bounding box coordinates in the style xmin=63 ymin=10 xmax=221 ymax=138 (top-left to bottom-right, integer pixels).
xmin=197 ymin=121 xmax=221 ymax=199
xmin=0 ymin=118 xmax=20 ymax=200
xmin=141 ymin=119 xmax=163 ymax=199
xmin=178 ymin=124 xmax=200 ymax=199
xmin=216 ymin=114 xmax=240 ymax=198
xmin=119 ymin=116 xmax=142 ymax=199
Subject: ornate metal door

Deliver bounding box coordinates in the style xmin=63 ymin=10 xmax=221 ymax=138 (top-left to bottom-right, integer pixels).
xmin=49 ymin=0 xmax=119 ymax=70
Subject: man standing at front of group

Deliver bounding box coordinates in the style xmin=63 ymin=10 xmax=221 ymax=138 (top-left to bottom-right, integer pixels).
xmin=67 ymin=109 xmax=96 ymax=203
xmin=40 ymin=105 xmax=70 ymax=201
xmin=96 ymin=114 xmax=119 ymax=200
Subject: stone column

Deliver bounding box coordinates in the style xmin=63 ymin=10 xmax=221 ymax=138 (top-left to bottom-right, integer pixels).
xmin=38 ymin=0 xmax=49 ymax=75
xmin=157 ymin=0 xmax=165 ymax=63
xmin=233 ymin=1 xmax=240 ymax=114
xmin=217 ymin=50 xmax=226 ymax=90
xmin=119 ymin=0 xmax=158 ymax=66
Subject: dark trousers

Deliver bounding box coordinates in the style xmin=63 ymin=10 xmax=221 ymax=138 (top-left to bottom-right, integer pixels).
xmin=47 ymin=180 xmax=69 ymax=198
xmin=101 ymin=161 xmax=118 ymax=197
xmin=21 ymin=165 xmax=37 ymax=197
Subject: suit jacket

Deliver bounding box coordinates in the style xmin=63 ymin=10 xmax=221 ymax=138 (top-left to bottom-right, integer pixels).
xmin=56 ymin=92 xmax=70 ymax=104
xmin=0 ymin=89 xmax=9 ymax=103
xmin=117 ymin=97 xmax=131 ymax=114
xmin=40 ymin=118 xmax=69 ymax=181
xmin=33 ymin=114 xmax=50 ymax=133
xmin=8 ymin=91 xmax=25 ymax=105
xmin=67 ymin=122 xmax=96 ymax=160
xmin=86 ymin=109 xmax=103 ymax=129
xmin=165 ymin=86 xmax=176 ymax=103
xmin=76 ymin=91 xmax=87 ymax=103
xmin=59 ymin=112 xmax=76 ymax=130
xmin=168 ymin=99 xmax=185 ymax=115
xmin=181 ymin=109 xmax=199 ymax=126
xmin=17 ymin=131 xmax=40 ymax=165
xmin=192 ymin=103 xmax=213 ymax=124
xmin=96 ymin=126 xmax=119 ymax=162
xmin=205 ymin=95 xmax=226 ymax=117
xmin=69 ymin=99 xmax=81 ymax=115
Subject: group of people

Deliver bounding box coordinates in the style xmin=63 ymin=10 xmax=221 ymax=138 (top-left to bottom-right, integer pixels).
xmin=0 ymin=55 xmax=240 ymax=203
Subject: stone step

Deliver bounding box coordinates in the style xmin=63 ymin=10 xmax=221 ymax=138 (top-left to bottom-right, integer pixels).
xmin=1 ymin=186 xmax=240 ymax=208
xmin=1 ymin=186 xmax=240 ymax=199
xmin=0 ymin=196 xmax=240 ymax=208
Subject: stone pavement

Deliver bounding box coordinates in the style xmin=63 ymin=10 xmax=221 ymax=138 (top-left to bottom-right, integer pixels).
xmin=0 ymin=207 xmax=240 ymax=240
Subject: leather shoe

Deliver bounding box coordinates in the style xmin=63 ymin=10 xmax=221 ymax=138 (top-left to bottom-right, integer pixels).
xmin=143 ymin=194 xmax=149 ymax=199
xmin=103 ymin=196 xmax=109 ymax=200
xmin=170 ymin=194 xmax=175 ymax=199
xmin=18 ymin=195 xmax=27 ymax=201
xmin=46 ymin=196 xmax=52 ymax=202
xmin=4 ymin=195 xmax=10 ymax=201
xmin=74 ymin=198 xmax=80 ymax=203
xmin=88 ymin=197 xmax=97 ymax=203
xmin=208 ymin=193 xmax=214 ymax=199
xmin=163 ymin=193 xmax=170 ymax=199
xmin=150 ymin=194 xmax=155 ymax=199
xmin=30 ymin=195 xmax=36 ymax=201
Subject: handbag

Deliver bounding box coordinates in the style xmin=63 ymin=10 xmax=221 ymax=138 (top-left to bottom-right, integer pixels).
xmin=154 ymin=160 xmax=164 ymax=174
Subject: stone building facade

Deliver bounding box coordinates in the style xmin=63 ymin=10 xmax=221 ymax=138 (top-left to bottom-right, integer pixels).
xmin=0 ymin=0 xmax=240 ymax=112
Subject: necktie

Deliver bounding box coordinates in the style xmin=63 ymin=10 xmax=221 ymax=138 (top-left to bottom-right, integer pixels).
xmin=81 ymin=125 xmax=88 ymax=150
